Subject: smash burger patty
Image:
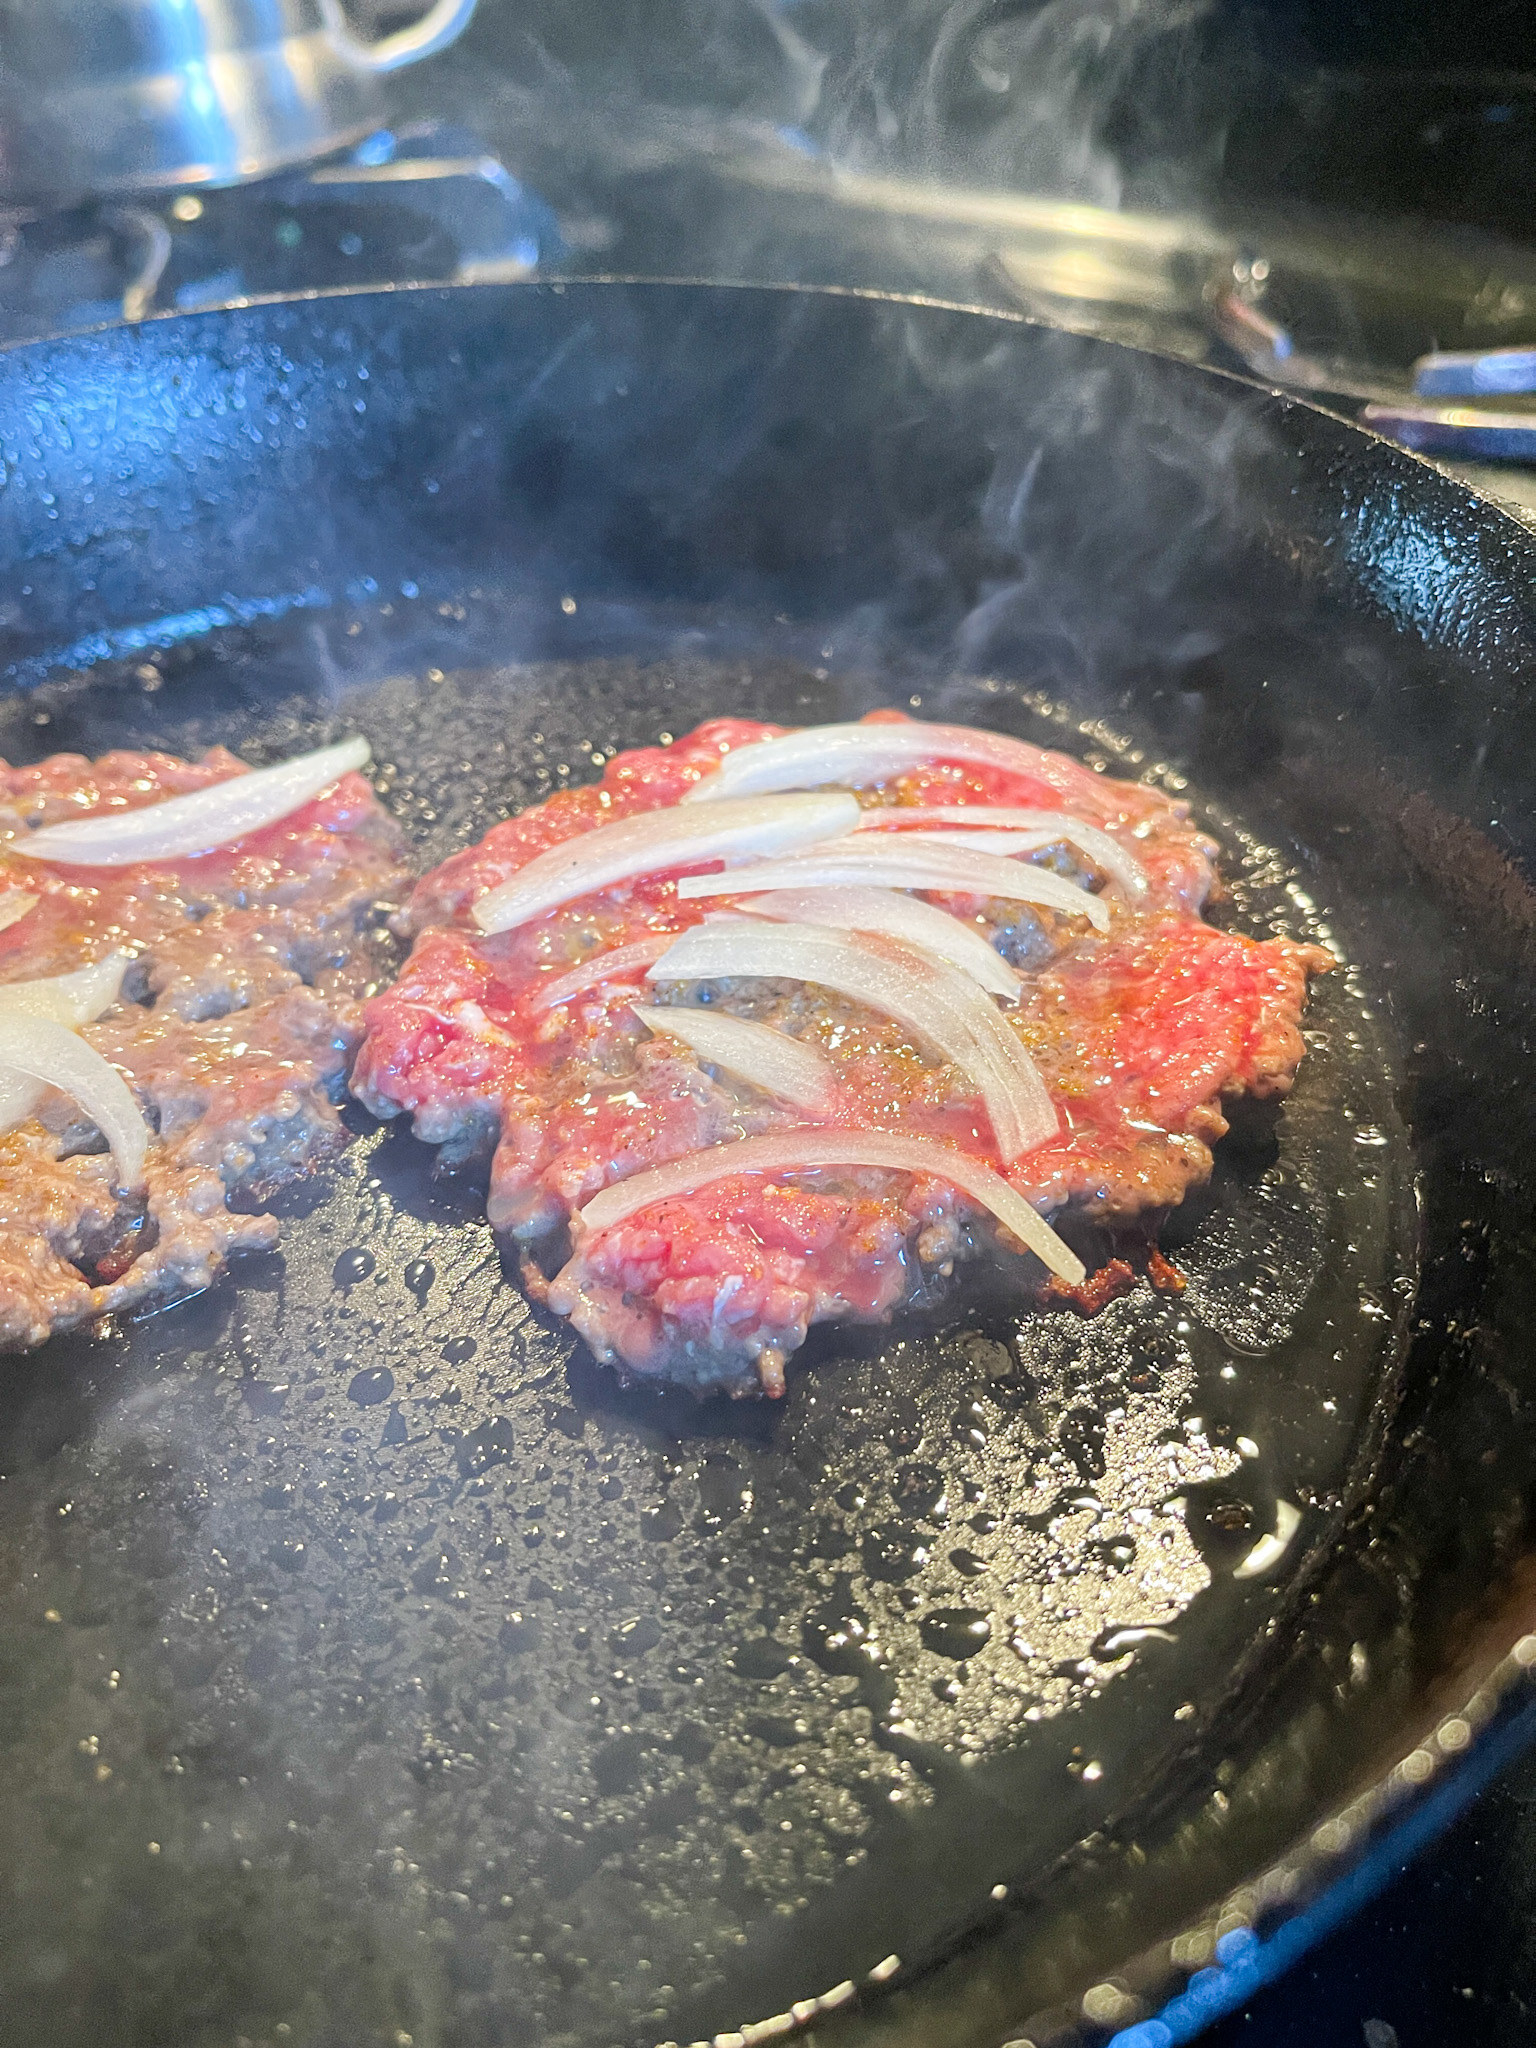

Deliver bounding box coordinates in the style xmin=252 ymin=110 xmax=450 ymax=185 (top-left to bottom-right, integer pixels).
xmin=353 ymin=713 xmax=1330 ymax=1398
xmin=0 ymin=741 xmax=408 ymax=1348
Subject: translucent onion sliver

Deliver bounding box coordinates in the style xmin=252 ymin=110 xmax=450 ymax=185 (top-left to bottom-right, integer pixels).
xmin=632 ymin=1004 xmax=841 ymax=1115
xmin=649 ymin=919 xmax=1056 ymax=1159
xmin=0 ymin=952 xmax=127 ymax=1025
xmin=14 ymin=737 xmax=371 ymax=867
xmin=681 ymin=720 xmax=1112 ymax=814
xmin=0 ymin=1072 xmax=42 ymax=1134
xmin=737 ymin=886 xmax=1021 ymax=1001
xmin=472 ymin=792 xmax=861 ymax=935
xmin=858 ymin=807 xmax=1148 ymax=896
xmin=0 ymin=888 xmax=38 ymax=932
xmin=532 ymin=935 xmax=678 ymax=1011
xmin=573 ymin=1129 xmax=1084 ymax=1284
xmin=676 ymin=837 xmax=1110 ymax=932
xmin=0 ymin=955 xmax=130 ymax=1151
xmin=0 ymin=1014 xmax=147 ymax=1187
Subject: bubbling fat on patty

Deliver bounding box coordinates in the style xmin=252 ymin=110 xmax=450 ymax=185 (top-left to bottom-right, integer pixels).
xmin=0 ymin=741 xmax=409 ymax=1348
xmin=353 ymin=713 xmax=1331 ymax=1398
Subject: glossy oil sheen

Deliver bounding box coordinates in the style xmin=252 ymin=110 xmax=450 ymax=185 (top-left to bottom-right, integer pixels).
xmin=0 ymin=284 xmax=1528 ymax=2048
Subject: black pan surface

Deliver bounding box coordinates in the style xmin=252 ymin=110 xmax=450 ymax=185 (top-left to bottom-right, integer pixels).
xmin=0 ymin=283 xmax=1532 ymax=2048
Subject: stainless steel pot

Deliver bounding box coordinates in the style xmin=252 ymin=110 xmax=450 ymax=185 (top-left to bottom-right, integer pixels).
xmin=0 ymin=0 xmax=478 ymax=202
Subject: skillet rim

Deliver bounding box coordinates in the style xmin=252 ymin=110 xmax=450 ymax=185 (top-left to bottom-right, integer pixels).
xmin=3 ymin=273 xmax=1535 ymax=2043
xmin=11 ymin=264 xmax=1535 ymax=526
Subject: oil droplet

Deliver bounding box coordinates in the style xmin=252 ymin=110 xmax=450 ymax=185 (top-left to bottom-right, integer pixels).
xmin=953 ymin=1402 xmax=988 ymax=1449
xmin=802 ymin=1590 xmax=893 ymax=1714
xmin=610 ymin=1615 xmax=662 ymax=1655
xmin=892 ymin=1462 xmax=947 ymax=1520
xmin=404 ymin=1258 xmax=435 ymax=1304
xmin=347 ymin=1366 xmax=395 ymax=1406
xmin=242 ymin=1378 xmax=289 ymax=1416
xmin=730 ymin=1637 xmax=790 ymax=1680
xmin=987 ymin=1362 xmax=1039 ymax=1408
xmin=641 ymin=1501 xmax=683 ymax=1542
xmin=457 ymin=1416 xmax=516 ymax=1477
xmin=960 ymin=1333 xmax=1011 ymax=1379
xmin=333 ymin=1247 xmax=375 ymax=1288
xmin=442 ymin=1336 xmax=476 ymax=1365
xmin=948 ymin=1548 xmax=990 ymax=1578
xmin=1093 ymin=1623 xmax=1179 ymax=1659
xmin=1059 ymin=1408 xmax=1107 ymax=1482
xmin=881 ymin=1397 xmax=923 ymax=1453
xmin=919 ymin=1608 xmax=992 ymax=1660
xmin=862 ymin=1523 xmax=929 ymax=1583
xmin=500 ymin=1610 xmax=541 ymax=1654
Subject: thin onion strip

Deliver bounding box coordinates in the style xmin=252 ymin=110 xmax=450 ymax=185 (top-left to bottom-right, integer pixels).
xmin=859 ymin=807 xmax=1147 ymax=896
xmin=682 ymin=720 xmax=1111 ymax=815
xmin=0 ymin=888 xmax=38 ymax=931
xmin=632 ymin=1004 xmax=841 ymax=1115
xmin=737 ymin=886 xmax=1021 ymax=1001
xmin=0 ymin=952 xmax=127 ymax=1025
xmin=14 ymin=736 xmax=371 ymax=867
xmin=0 ymin=1015 xmax=147 ymax=1188
xmin=649 ymin=919 xmax=1056 ymax=1158
xmin=472 ymin=792 xmax=861 ymax=936
xmin=894 ymin=828 xmax=1064 ymax=854
xmin=573 ymin=1130 xmax=1084 ymax=1284
xmin=0 ymin=1073 xmax=43 ymax=1134
xmin=532 ymin=936 xmax=678 ymax=1011
xmin=677 ymin=838 xmax=1110 ymax=932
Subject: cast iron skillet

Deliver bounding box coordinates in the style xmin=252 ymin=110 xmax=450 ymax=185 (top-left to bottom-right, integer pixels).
xmin=0 ymin=281 xmax=1535 ymax=2048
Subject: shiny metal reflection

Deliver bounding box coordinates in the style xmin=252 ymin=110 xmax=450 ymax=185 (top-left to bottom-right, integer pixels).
xmin=1414 ymin=345 xmax=1536 ymax=398
xmin=0 ymin=0 xmax=478 ymax=202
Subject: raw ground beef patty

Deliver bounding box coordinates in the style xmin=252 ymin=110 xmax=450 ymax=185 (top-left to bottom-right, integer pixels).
xmin=353 ymin=714 xmax=1331 ymax=1398
xmin=0 ymin=746 xmax=409 ymax=1348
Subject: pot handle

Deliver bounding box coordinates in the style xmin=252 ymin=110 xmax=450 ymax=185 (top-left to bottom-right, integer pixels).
xmin=320 ymin=0 xmax=478 ymax=73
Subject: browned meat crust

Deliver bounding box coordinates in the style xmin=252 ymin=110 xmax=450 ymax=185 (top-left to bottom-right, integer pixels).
xmin=0 ymin=748 xmax=410 ymax=1348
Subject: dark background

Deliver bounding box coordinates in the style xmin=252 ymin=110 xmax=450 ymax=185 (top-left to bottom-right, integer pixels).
xmin=417 ymin=0 xmax=1536 ymax=240
xmin=1207 ymin=1744 xmax=1536 ymax=2045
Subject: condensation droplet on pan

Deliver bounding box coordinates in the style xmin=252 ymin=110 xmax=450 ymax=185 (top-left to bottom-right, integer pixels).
xmin=332 ymin=1247 xmax=374 ymax=1288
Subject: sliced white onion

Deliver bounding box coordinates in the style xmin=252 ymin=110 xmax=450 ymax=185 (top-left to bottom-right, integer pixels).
xmin=472 ymin=792 xmax=861 ymax=936
xmin=0 ymin=955 xmax=132 ymax=1164
xmin=896 ymin=827 xmax=1062 ymax=854
xmin=13 ymin=736 xmax=371 ymax=867
xmin=677 ymin=837 xmax=1111 ymax=932
xmin=0 ymin=952 xmax=127 ymax=1026
xmin=649 ymin=919 xmax=1056 ymax=1159
xmin=682 ymin=720 xmax=1108 ymax=813
xmin=0 ymin=1072 xmax=43 ymax=1134
xmin=859 ymin=807 xmax=1148 ymax=896
xmin=0 ymin=888 xmax=38 ymax=931
xmin=532 ymin=935 xmax=678 ymax=1012
xmin=632 ymin=1004 xmax=841 ymax=1115
xmin=0 ymin=1014 xmax=147 ymax=1187
xmin=738 ymin=886 xmax=1021 ymax=1001
xmin=572 ymin=1129 xmax=1084 ymax=1284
